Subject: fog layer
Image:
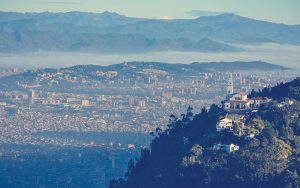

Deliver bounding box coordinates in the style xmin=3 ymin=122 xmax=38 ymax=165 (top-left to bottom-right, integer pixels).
xmin=0 ymin=43 xmax=299 ymax=70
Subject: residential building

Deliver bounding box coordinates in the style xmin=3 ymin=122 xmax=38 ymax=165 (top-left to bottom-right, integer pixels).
xmin=213 ymin=143 xmax=240 ymax=153
xmin=216 ymin=114 xmax=244 ymax=132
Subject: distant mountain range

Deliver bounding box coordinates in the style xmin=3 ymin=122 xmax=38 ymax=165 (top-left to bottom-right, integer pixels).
xmin=0 ymin=11 xmax=300 ymax=53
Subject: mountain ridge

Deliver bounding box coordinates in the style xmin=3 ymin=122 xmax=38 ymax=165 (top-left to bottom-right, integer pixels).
xmin=1 ymin=12 xmax=300 ymax=53
xmin=66 ymin=60 xmax=288 ymax=72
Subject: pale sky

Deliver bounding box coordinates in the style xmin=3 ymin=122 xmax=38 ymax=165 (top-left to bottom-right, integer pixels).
xmin=0 ymin=0 xmax=300 ymax=24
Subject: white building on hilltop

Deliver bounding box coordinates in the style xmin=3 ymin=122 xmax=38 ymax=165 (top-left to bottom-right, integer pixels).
xmin=224 ymin=92 xmax=250 ymax=110
xmin=248 ymin=97 xmax=272 ymax=109
xmin=223 ymin=75 xmax=271 ymax=111
xmin=216 ymin=118 xmax=233 ymax=132
xmin=224 ymin=92 xmax=271 ymax=111
xmin=216 ymin=114 xmax=245 ymax=132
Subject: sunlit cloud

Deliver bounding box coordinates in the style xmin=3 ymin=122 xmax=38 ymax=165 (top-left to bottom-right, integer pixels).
xmin=158 ymin=15 xmax=172 ymax=20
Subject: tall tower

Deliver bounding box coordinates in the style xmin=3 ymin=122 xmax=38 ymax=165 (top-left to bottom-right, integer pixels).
xmin=227 ymin=74 xmax=234 ymax=95
xmin=30 ymin=90 xmax=36 ymax=99
xmin=128 ymin=96 xmax=135 ymax=107
xmin=29 ymin=89 xmax=36 ymax=105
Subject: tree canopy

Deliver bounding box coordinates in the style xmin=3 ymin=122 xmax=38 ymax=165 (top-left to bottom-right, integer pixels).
xmin=110 ymin=78 xmax=300 ymax=188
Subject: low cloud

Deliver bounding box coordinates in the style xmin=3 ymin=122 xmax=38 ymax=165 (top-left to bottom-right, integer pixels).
xmin=158 ymin=15 xmax=172 ymax=20
xmin=0 ymin=43 xmax=299 ymax=71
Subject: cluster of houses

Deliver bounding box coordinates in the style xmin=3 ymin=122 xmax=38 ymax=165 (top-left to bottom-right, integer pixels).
xmin=214 ymin=114 xmax=243 ymax=153
xmin=213 ymin=78 xmax=272 ymax=153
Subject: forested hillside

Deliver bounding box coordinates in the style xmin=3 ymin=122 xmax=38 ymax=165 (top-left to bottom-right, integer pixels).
xmin=110 ymin=78 xmax=300 ymax=188
xmin=249 ymin=77 xmax=300 ymax=101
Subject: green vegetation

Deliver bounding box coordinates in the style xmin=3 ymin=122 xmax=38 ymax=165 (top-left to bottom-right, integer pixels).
xmin=244 ymin=117 xmax=265 ymax=135
xmin=110 ymin=78 xmax=300 ymax=188
xmin=249 ymin=77 xmax=300 ymax=100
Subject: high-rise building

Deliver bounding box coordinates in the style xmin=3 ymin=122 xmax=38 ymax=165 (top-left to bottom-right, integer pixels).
xmin=138 ymin=100 xmax=146 ymax=108
xmin=227 ymin=74 xmax=234 ymax=95
xmin=128 ymin=96 xmax=135 ymax=107
xmin=190 ymin=88 xmax=197 ymax=95
xmin=82 ymin=100 xmax=90 ymax=106
xmin=162 ymin=92 xmax=172 ymax=99
xmin=29 ymin=90 xmax=36 ymax=99
xmin=28 ymin=90 xmax=36 ymax=105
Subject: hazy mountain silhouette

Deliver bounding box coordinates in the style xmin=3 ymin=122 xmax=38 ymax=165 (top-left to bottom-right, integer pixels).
xmin=0 ymin=12 xmax=299 ymax=52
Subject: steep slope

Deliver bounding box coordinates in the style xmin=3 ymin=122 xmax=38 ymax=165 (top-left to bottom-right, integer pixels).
xmin=110 ymin=78 xmax=300 ymax=188
xmin=249 ymin=78 xmax=300 ymax=100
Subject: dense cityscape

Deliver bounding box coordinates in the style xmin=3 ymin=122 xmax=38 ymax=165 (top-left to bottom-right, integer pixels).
xmin=0 ymin=62 xmax=298 ymax=187
xmin=1 ymin=1 xmax=300 ymax=187
xmin=0 ymin=62 xmax=294 ymax=146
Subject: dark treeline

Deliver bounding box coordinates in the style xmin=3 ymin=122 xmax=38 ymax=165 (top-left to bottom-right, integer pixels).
xmin=110 ymin=78 xmax=300 ymax=188
xmin=248 ymin=77 xmax=300 ymax=100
